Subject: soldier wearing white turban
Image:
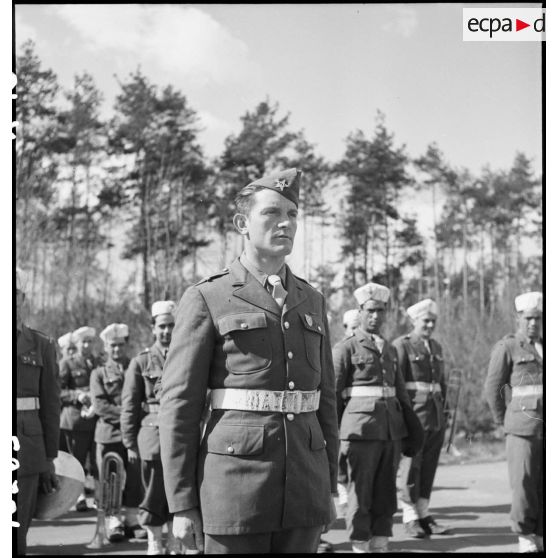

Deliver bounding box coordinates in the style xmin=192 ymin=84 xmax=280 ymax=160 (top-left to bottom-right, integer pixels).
xmin=393 ymin=299 xmax=450 ymax=538
xmin=485 ymin=291 xmax=543 ymax=552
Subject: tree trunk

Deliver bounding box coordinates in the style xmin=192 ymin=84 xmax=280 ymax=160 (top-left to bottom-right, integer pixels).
xmin=462 ymin=221 xmax=468 ymax=314
xmin=432 ymin=182 xmax=440 ymax=302
xmin=479 ymin=230 xmax=485 ymax=319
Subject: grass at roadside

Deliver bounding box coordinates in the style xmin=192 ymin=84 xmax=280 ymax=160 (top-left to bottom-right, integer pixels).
xmin=439 ymin=435 xmax=506 ymax=466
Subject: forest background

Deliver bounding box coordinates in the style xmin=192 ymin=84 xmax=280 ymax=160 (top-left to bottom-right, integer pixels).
xmin=15 ymin=38 xmax=542 ymax=437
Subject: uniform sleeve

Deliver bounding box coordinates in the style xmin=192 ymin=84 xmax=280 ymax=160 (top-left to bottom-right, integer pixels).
xmin=90 ymin=368 xmax=121 ymax=423
xmin=392 ymin=346 xmax=411 ymax=407
xmin=316 ymin=295 xmax=339 ymax=493
xmin=39 ymin=338 xmax=61 ymax=460
xmin=59 ymin=359 xmax=78 ymax=405
xmin=121 ymin=357 xmax=144 ymax=450
xmin=159 ymin=286 xmax=215 ymax=513
xmin=437 ymin=341 xmax=448 ymax=403
xmin=392 ymin=337 xmax=409 ymax=381
xmin=484 ymin=340 xmax=511 ymax=425
xmin=333 ymin=340 xmax=351 ymax=425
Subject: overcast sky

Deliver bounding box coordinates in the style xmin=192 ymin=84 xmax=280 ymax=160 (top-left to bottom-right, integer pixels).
xmin=15 ymin=3 xmax=542 ymax=174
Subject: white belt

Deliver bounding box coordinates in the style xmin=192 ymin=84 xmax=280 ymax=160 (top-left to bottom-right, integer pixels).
xmin=17 ymin=397 xmax=40 ymax=411
xmin=405 ymin=381 xmax=442 ymax=393
xmin=142 ymin=402 xmax=160 ymax=413
xmin=210 ymin=388 xmax=320 ymax=414
xmin=512 ymin=385 xmax=543 ymax=397
xmin=342 ymin=386 xmax=396 ymax=398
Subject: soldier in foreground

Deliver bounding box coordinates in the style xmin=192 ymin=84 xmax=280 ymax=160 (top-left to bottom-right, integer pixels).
xmin=485 ymin=291 xmax=543 ymax=553
xmin=121 ymin=301 xmax=181 ymax=555
xmin=16 ymin=268 xmax=61 ymax=554
xmin=90 ymin=323 xmax=144 ymax=542
xmin=159 ymin=168 xmax=338 ymax=554
xmin=334 ymin=283 xmax=420 ymax=553
xmin=59 ymin=325 xmax=100 ymax=511
xmin=393 ymin=299 xmax=450 ymax=538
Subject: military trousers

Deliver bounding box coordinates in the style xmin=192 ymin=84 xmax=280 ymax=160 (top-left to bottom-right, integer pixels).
xmin=506 ymin=434 xmax=543 ymax=536
xmin=204 ymin=526 xmax=323 ymax=554
xmin=341 ymin=439 xmax=401 ymax=540
xmin=138 ymin=459 xmax=170 ymax=526
xmin=16 ymin=473 xmax=39 ymax=555
xmin=60 ymin=429 xmax=98 ymax=479
xmin=398 ymin=427 xmax=445 ymax=505
xmin=96 ymin=442 xmax=143 ymax=508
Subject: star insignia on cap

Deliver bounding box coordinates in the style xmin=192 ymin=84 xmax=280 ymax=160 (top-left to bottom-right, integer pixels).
xmin=275 ymin=179 xmax=289 ymax=191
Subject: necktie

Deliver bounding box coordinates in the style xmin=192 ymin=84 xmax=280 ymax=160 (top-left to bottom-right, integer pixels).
xmin=372 ymin=334 xmax=384 ymax=353
xmin=268 ymin=275 xmax=287 ymax=309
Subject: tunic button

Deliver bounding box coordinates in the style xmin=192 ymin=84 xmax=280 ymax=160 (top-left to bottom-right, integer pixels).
xmin=240 ymin=323 xmax=248 ymax=329
xmin=284 ymin=321 xmax=290 ymax=329
xmin=318 ymin=326 xmax=322 ymax=332
xmin=288 ymin=381 xmax=295 ymax=390
xmin=286 ymin=413 xmax=294 ymax=421
xmin=288 ymin=351 xmax=294 ymax=359
xmin=521 ymin=405 xmax=526 ymax=411
xmin=382 ymin=369 xmax=386 ymax=374
xmin=227 ymin=446 xmax=235 ymax=454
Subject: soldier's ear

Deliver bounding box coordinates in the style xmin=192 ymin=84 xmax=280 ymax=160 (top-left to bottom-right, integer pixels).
xmin=233 ymin=213 xmax=249 ymax=235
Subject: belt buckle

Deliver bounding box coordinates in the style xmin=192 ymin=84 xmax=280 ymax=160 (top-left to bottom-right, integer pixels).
xmin=430 ymin=383 xmax=434 ymax=393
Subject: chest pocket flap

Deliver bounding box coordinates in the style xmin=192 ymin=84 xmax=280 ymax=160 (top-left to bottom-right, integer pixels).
xmin=19 ymin=353 xmax=43 ymax=368
xmin=218 ymin=312 xmax=267 ymax=336
xmin=300 ymin=314 xmax=325 ymax=336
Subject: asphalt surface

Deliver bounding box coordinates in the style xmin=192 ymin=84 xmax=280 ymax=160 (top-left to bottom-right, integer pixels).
xmin=25 ymin=460 xmax=527 ymax=554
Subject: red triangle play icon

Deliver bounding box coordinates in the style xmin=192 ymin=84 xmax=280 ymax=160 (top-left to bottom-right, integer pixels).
xmin=516 ymin=19 xmax=530 ymax=31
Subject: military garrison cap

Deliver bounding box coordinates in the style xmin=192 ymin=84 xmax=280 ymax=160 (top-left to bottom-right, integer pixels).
xmin=244 ymin=168 xmax=302 ymax=207
xmin=58 ymin=332 xmax=75 ymax=349
xmin=343 ymin=309 xmax=360 ymax=328
xmin=152 ymin=300 xmax=176 ymax=318
xmin=73 ymin=326 xmax=96 ymax=342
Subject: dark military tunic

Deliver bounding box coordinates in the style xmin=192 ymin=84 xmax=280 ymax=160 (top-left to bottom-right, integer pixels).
xmin=334 ymin=328 xmax=411 ymax=541
xmin=16 ymin=324 xmax=61 ymax=554
xmin=393 ymin=333 xmax=447 ymax=508
xmin=485 ymin=332 xmax=543 ymax=536
xmin=159 ymin=258 xmax=338 ymax=536
xmin=90 ymin=357 xmax=141 ymax=508
xmin=121 ymin=344 xmax=170 ymax=525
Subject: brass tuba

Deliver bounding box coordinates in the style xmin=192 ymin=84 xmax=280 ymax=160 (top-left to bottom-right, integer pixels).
xmin=87 ymin=451 xmax=126 ymax=549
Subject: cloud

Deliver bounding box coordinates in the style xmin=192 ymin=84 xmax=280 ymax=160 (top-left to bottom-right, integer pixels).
xmin=52 ymin=5 xmax=257 ymax=86
xmin=381 ymin=6 xmax=418 ymax=38
xmin=15 ymin=13 xmax=38 ymax=46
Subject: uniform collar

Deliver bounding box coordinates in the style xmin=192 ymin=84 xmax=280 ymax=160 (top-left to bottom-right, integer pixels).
xmin=239 ymin=252 xmax=287 ymax=287
xmin=355 ymin=327 xmax=383 ymax=354
xmin=151 ymin=343 xmax=168 ymax=361
xmin=230 ymin=257 xmax=306 ymax=316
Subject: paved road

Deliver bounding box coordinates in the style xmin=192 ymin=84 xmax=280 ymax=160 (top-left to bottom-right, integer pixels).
xmin=26 ymin=460 xmax=521 ymax=554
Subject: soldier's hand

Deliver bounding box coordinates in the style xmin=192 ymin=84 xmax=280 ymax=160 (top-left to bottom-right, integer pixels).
xmin=80 ymin=406 xmax=96 ymax=419
xmin=127 ymin=448 xmax=139 ymax=465
xmin=39 ymin=460 xmax=59 ymax=494
xmin=77 ymin=391 xmax=90 ymax=405
xmin=173 ymin=508 xmax=204 ymax=552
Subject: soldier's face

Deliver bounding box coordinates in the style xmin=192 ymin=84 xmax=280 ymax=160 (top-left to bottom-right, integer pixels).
xmin=153 ymin=314 xmax=175 ymax=347
xmin=518 ymin=310 xmax=542 ymax=341
xmin=77 ymin=336 xmax=94 ymax=357
xmin=412 ymin=313 xmax=437 ymax=339
xmin=106 ymin=338 xmax=127 ymax=362
xmin=239 ymin=189 xmax=298 ymax=258
xmin=359 ymin=300 xmax=386 ymax=334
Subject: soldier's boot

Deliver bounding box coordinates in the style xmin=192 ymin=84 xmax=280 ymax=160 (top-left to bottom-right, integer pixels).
xmin=107 ymin=514 xmax=126 ymax=542
xmin=146 ymin=526 xmax=164 ymax=555
xmin=166 ymin=521 xmax=183 ymax=555
xmin=369 ymin=536 xmax=389 ymax=553
xmin=350 ymin=540 xmax=370 ymax=553
xmin=518 ymin=534 xmax=538 ymax=553
xmin=124 ymin=506 xmax=147 ymax=539
xmin=417 ymin=497 xmax=450 ymax=535
xmin=401 ymin=500 xmax=426 ymax=538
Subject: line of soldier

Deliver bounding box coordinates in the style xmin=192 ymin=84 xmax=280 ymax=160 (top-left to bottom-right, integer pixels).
xmin=54 ymin=302 xmax=181 ymax=555
xmin=16 ymin=167 xmax=543 ymax=555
